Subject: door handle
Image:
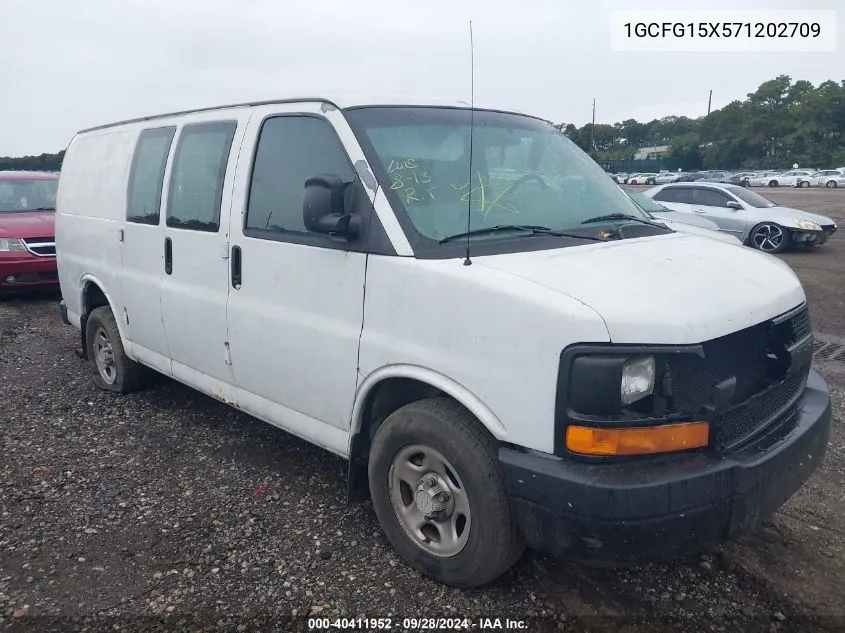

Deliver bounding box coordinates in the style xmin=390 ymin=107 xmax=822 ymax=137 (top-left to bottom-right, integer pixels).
xmin=231 ymin=245 xmax=242 ymax=289
xmin=164 ymin=237 xmax=172 ymax=275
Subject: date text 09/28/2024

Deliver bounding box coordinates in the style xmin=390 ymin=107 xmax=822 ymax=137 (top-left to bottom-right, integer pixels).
xmin=307 ymin=617 xmax=527 ymax=630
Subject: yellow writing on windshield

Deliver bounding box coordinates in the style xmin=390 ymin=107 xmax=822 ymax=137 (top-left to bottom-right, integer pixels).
xmin=455 ymin=172 xmax=520 ymax=217
xmin=386 ymin=160 xmax=521 ymax=216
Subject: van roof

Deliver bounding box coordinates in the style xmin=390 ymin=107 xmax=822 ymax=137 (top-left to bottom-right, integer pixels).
xmin=78 ymin=95 xmax=534 ymax=134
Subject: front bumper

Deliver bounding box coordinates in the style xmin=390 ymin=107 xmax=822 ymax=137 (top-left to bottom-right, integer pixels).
xmin=793 ymin=225 xmax=836 ymax=246
xmin=500 ymin=368 xmax=831 ymax=565
xmin=0 ymin=255 xmax=59 ymax=290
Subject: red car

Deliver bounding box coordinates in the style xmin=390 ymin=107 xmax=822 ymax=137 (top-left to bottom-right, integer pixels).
xmin=0 ymin=170 xmax=60 ymax=293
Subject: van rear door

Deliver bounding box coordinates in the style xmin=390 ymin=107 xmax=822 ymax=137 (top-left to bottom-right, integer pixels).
xmin=122 ymin=126 xmax=177 ymax=374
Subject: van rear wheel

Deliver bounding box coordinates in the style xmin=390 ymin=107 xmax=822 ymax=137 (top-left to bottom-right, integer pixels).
xmin=367 ymin=398 xmax=524 ymax=588
xmin=85 ymin=306 xmax=145 ymax=393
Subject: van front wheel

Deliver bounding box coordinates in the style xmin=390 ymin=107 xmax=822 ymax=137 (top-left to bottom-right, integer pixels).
xmin=368 ymin=398 xmax=524 ymax=588
xmin=85 ymin=306 xmax=145 ymax=393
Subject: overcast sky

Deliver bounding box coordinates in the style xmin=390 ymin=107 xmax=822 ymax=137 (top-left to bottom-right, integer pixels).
xmin=1 ymin=0 xmax=842 ymax=156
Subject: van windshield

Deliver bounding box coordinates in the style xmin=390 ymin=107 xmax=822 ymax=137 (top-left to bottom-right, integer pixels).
xmin=0 ymin=178 xmax=58 ymax=213
xmin=345 ymin=107 xmax=652 ymax=254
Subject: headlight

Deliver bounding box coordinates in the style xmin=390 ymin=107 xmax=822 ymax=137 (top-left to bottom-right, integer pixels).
xmin=0 ymin=238 xmax=27 ymax=252
xmin=794 ymin=219 xmax=821 ymax=231
xmin=621 ymin=355 xmax=655 ymax=405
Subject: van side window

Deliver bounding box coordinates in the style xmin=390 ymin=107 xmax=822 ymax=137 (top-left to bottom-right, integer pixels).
xmin=126 ymin=127 xmax=176 ymax=225
xmin=653 ymin=188 xmax=692 ymax=204
xmin=245 ymin=116 xmax=354 ymax=237
xmin=166 ymin=121 xmax=237 ymax=232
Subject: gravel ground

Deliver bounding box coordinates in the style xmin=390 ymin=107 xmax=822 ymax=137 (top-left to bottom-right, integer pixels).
xmin=2 ymin=188 xmax=844 ymax=632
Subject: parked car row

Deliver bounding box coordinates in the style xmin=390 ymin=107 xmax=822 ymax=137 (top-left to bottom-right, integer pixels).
xmin=614 ymin=168 xmax=845 ymax=189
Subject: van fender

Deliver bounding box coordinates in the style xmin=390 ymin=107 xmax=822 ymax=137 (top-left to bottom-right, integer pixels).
xmin=345 ymin=364 xmax=509 ymax=503
xmin=77 ymin=274 xmax=132 ymax=359
xmin=349 ymin=363 xmax=508 ymax=444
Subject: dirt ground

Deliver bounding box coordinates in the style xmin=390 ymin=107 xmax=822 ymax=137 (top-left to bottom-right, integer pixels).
xmin=1 ymin=187 xmax=843 ymax=632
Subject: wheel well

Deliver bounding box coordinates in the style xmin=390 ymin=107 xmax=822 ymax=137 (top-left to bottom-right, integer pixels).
xmin=346 ymin=378 xmax=448 ymax=503
xmin=79 ymin=282 xmax=110 ymax=359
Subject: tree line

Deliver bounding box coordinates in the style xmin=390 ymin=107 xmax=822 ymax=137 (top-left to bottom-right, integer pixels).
xmin=557 ymin=75 xmax=845 ymax=169
xmin=2 ymin=75 xmax=844 ymax=171
xmin=0 ymin=150 xmax=64 ymax=172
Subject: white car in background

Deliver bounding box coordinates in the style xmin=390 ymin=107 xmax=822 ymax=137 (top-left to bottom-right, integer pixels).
xmin=797 ymin=170 xmax=845 ymax=188
xmin=765 ymin=170 xmax=813 ymax=187
xmin=626 ymin=173 xmax=657 ymax=185
xmin=746 ymin=171 xmax=781 ymax=187
xmin=654 ymin=172 xmax=681 ymax=184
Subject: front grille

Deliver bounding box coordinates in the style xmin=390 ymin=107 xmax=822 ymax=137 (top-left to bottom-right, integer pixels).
xmin=714 ymin=364 xmax=809 ymax=449
xmin=666 ymin=304 xmax=812 ymax=451
xmin=786 ymin=307 xmax=811 ymax=343
xmin=21 ymin=237 xmax=56 ymax=257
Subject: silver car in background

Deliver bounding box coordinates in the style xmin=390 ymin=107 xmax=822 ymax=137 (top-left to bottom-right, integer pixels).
xmin=642 ymin=182 xmax=837 ymax=253
xmin=625 ymin=190 xmax=742 ymax=245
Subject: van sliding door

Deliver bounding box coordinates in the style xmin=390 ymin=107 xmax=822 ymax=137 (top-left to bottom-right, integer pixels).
xmin=158 ymin=111 xmax=250 ymax=402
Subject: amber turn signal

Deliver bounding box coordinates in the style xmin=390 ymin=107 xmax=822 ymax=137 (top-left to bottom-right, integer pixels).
xmin=566 ymin=422 xmax=709 ymax=456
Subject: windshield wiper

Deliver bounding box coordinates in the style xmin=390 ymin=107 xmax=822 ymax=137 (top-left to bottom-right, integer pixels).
xmin=438 ymin=224 xmax=607 ymax=244
xmin=581 ymin=213 xmax=665 ymax=227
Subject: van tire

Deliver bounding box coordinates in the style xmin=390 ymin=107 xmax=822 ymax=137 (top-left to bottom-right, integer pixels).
xmin=85 ymin=306 xmax=145 ymax=393
xmin=367 ymin=397 xmax=524 ymax=588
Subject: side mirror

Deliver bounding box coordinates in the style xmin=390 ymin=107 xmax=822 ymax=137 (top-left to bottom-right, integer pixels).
xmin=726 ymin=201 xmax=742 ymax=210
xmin=302 ymin=174 xmax=361 ymax=238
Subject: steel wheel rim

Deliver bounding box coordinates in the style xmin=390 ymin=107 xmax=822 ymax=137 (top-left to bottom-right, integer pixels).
xmin=388 ymin=444 xmax=471 ymax=558
xmin=93 ymin=327 xmax=117 ymax=384
xmin=752 ymin=224 xmax=783 ymax=252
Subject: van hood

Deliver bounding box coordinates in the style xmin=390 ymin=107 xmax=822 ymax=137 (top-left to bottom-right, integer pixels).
xmin=476 ymin=233 xmax=805 ymax=344
xmin=0 ymin=211 xmax=56 ymax=239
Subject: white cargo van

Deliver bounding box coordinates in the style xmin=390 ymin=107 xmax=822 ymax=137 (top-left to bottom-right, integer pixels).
xmin=56 ymin=97 xmax=831 ymax=588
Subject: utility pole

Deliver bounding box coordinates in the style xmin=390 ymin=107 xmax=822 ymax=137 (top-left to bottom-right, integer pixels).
xmin=707 ymin=90 xmax=712 ymax=116
xmin=590 ymin=98 xmax=596 ymax=150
